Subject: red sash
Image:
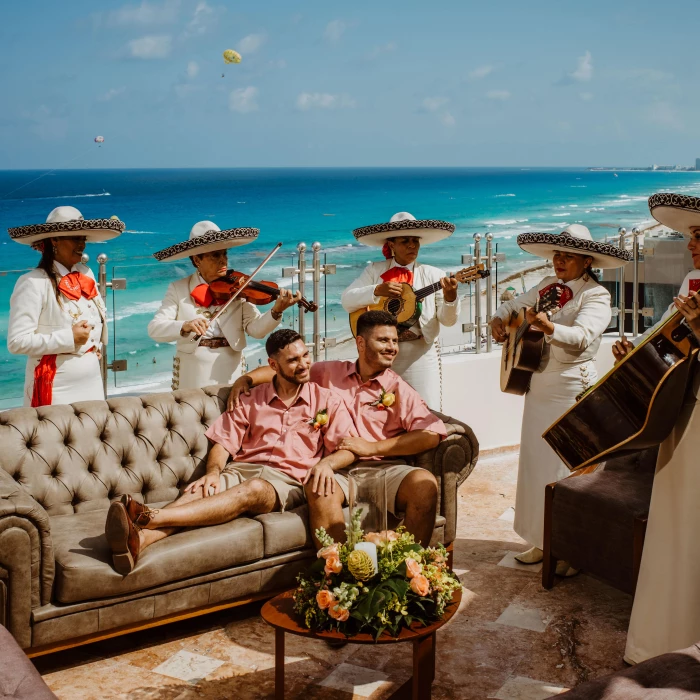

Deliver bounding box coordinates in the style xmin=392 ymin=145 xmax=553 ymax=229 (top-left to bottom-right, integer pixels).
xmin=380 ymin=266 xmax=413 ymax=286
xmin=31 ymin=355 xmax=57 ymax=408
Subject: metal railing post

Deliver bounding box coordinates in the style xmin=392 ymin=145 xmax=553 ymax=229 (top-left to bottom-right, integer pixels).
xmin=631 ymin=227 xmax=641 ymax=338
xmin=297 ymin=242 xmax=307 ymax=342
xmin=618 ymin=228 xmax=626 ymax=338
xmin=311 ymin=242 xmax=322 ymax=362
xmin=97 ymin=254 xmax=108 ymax=396
xmin=473 ymin=234 xmax=482 ymax=354
xmin=485 ymin=233 xmax=494 ymax=353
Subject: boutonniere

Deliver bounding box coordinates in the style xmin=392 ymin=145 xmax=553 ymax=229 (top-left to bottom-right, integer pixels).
xmin=366 ymin=388 xmax=396 ymax=411
xmin=308 ymin=409 xmax=329 ymax=431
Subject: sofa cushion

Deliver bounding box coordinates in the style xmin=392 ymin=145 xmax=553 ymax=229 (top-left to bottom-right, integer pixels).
xmin=51 ymin=509 xmax=264 ymax=604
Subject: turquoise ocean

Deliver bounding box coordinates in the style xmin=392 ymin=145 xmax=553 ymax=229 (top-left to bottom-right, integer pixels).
xmin=1 ymin=167 xmax=699 ymax=404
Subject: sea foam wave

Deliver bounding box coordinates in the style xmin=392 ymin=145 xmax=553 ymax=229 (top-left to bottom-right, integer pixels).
xmin=484 ymin=218 xmax=528 ymax=226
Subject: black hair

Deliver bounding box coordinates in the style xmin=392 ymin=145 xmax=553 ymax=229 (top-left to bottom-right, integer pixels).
xmin=583 ymin=258 xmax=599 ymax=283
xmin=266 ymin=328 xmax=303 ymax=357
xmin=189 ymin=255 xmax=198 ymax=268
xmin=356 ymin=310 xmax=398 ymax=338
xmin=36 ymin=239 xmax=61 ymax=301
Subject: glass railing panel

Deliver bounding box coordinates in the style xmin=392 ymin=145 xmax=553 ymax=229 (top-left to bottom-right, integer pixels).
xmin=0 ymin=268 xmax=34 ymax=409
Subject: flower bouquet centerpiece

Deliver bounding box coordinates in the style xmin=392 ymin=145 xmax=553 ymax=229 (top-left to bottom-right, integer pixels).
xmin=293 ymin=509 xmax=461 ymax=638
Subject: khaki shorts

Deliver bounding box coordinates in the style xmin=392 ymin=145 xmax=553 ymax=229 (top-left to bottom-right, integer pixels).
xmin=218 ymin=462 xmax=305 ymax=513
xmin=334 ymin=461 xmax=420 ymax=519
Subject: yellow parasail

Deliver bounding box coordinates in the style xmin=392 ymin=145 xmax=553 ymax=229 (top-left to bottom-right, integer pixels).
xmin=222 ymin=49 xmax=242 ymax=65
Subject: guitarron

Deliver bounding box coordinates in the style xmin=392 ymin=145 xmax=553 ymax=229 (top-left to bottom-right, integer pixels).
xmin=543 ymin=310 xmax=699 ymax=471
xmin=500 ymin=283 xmax=573 ymax=395
xmin=348 ymin=265 xmax=489 ymax=338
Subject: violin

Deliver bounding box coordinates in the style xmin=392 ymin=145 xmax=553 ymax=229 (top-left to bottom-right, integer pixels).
xmin=209 ymin=270 xmax=318 ymax=313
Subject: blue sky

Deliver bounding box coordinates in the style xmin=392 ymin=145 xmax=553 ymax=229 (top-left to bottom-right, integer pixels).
xmin=0 ymin=0 xmax=698 ymax=169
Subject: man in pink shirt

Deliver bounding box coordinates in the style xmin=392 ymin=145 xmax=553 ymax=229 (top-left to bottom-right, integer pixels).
xmin=104 ymin=329 xmax=357 ymax=575
xmin=229 ymin=311 xmax=446 ymax=546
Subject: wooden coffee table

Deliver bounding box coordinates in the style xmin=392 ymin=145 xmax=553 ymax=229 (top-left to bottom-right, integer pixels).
xmin=261 ymin=587 xmax=462 ymax=699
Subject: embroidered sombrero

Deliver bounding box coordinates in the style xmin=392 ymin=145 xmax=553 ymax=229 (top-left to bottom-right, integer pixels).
xmin=517 ymin=224 xmax=632 ymax=269
xmin=153 ymin=221 xmax=259 ymax=261
xmin=648 ymin=193 xmax=700 ymax=237
xmin=8 ymin=206 xmax=125 ymax=250
xmin=352 ymin=212 xmax=455 ymax=247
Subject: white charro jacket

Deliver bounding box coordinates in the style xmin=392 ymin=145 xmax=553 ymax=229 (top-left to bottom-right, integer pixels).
xmin=494 ymin=275 xmax=612 ymax=369
xmin=7 ymin=264 xmax=107 ymax=358
xmin=147 ymin=273 xmax=280 ymax=354
xmin=340 ymin=260 xmax=460 ymax=345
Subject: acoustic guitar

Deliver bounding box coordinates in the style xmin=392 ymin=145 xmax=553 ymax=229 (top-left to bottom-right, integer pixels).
xmin=500 ymin=283 xmax=573 ymax=395
xmin=543 ymin=305 xmax=700 ymax=472
xmin=348 ymin=265 xmax=489 ymax=338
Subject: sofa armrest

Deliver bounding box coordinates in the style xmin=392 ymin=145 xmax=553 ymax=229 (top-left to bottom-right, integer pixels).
xmin=413 ymin=411 xmax=480 ymax=545
xmin=0 ymin=468 xmax=54 ymax=647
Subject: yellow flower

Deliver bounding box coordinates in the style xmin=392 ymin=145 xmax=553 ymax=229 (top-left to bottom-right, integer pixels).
xmin=381 ymin=392 xmax=395 ymax=407
xmin=347 ymin=550 xmax=375 ymax=581
xmin=316 ymin=412 xmax=329 ymax=426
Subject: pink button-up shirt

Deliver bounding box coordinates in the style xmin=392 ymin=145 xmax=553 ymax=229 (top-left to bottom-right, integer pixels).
xmin=309 ymin=360 xmax=447 ymax=443
xmin=205 ymin=380 xmax=356 ymax=482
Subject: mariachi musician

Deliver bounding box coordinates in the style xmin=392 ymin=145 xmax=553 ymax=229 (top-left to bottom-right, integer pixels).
xmin=7 ymin=206 xmax=124 ymax=406
xmin=341 ymin=212 xmax=460 ymax=410
xmin=490 ymin=225 xmax=630 ymax=571
xmin=617 ymin=194 xmax=700 ymax=664
xmin=149 ymin=221 xmax=300 ymax=391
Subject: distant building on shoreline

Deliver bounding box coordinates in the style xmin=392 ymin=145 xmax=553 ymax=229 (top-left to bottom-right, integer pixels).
xmin=589 ymin=159 xmax=700 ymax=172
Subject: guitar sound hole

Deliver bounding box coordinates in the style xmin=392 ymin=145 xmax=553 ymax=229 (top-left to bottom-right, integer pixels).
xmin=387 ymin=299 xmax=401 ymax=315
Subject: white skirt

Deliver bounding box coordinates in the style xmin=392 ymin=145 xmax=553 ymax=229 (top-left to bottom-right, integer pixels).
xmin=24 ymin=352 xmax=104 ymax=407
xmin=391 ymin=338 xmax=442 ymax=411
xmin=173 ymin=346 xmax=245 ymax=391
xmin=513 ymin=360 xmax=597 ymax=550
xmin=624 ymin=369 xmax=700 ymax=664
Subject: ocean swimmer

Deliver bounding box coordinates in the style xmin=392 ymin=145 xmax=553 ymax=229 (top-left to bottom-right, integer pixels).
xmin=340 ymin=212 xmax=461 ymax=410
xmin=6 ymin=206 xmax=124 ymax=406
xmin=148 ymin=221 xmax=299 ymax=391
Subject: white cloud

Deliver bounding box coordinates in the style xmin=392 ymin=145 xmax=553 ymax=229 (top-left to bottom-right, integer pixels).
xmin=422 ymin=96 xmax=449 ymax=112
xmin=487 ymin=90 xmax=510 ymax=100
xmin=580 ymin=92 xmax=593 ymax=101
xmin=468 ymin=65 xmax=493 ymax=80
xmin=296 ymin=92 xmax=355 ymax=110
xmin=98 ymin=87 xmax=126 ymax=102
xmin=441 ymin=111 xmax=456 ymax=127
xmin=646 ymin=101 xmax=683 ymax=130
xmin=186 ymin=61 xmax=199 ymax=78
xmin=324 ymin=19 xmax=346 ymax=43
xmin=127 ymin=34 xmax=172 ymax=59
xmin=185 ymin=0 xmax=214 ymax=36
xmin=106 ymin=0 xmax=179 ymax=26
xmin=229 ymin=87 xmax=259 ymax=113
xmin=23 ymin=105 xmax=68 ymax=141
xmin=367 ymin=41 xmax=397 ymax=59
xmin=238 ymin=33 xmax=266 ymax=54
xmin=572 ymin=51 xmax=593 ymax=81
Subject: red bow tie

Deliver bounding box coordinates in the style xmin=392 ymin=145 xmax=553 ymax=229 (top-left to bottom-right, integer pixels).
xmin=380 ymin=265 xmax=413 ymax=285
xmin=191 ymin=284 xmax=215 ymax=308
xmin=58 ymin=272 xmax=98 ymax=301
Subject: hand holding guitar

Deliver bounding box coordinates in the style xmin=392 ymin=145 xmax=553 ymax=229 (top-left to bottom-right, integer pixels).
xmin=490 ymin=317 xmax=507 ymax=343
xmin=440 ymin=275 xmax=459 ymax=302
xmin=373 ymin=282 xmax=403 ymax=298
xmin=612 ymin=338 xmax=633 ymax=364
xmin=524 ymin=307 xmax=554 ymax=335
xmin=674 ymin=292 xmax=700 ymax=340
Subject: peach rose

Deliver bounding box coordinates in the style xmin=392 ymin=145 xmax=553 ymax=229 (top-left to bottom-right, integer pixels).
xmin=382 ymin=530 xmax=399 ymax=542
xmin=410 ymin=574 xmax=430 ymax=597
xmin=324 ymin=555 xmax=343 ymax=575
xmin=317 ymin=543 xmax=340 ymax=560
xmin=328 ymin=604 xmax=350 ymax=622
xmin=405 ymin=557 xmax=423 ymax=579
xmin=316 ymin=589 xmax=335 ymax=610
xmin=363 ymin=532 xmax=383 ymax=546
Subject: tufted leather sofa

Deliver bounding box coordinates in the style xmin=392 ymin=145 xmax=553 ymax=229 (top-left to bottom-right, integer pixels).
xmin=0 ymin=385 xmax=478 ymax=655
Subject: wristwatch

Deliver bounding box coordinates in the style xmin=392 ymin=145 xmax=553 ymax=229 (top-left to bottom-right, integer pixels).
xmin=271 ymin=309 xmax=283 ymax=321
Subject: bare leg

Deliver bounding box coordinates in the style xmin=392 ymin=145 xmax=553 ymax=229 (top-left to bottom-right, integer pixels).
xmin=395 ymin=470 xmax=438 ymax=547
xmin=304 ymin=483 xmax=346 ymax=548
xmin=139 ymin=478 xmax=277 ymax=551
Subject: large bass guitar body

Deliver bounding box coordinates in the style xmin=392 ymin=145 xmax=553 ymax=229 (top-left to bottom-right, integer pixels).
xmin=544 ymin=311 xmax=699 ymax=471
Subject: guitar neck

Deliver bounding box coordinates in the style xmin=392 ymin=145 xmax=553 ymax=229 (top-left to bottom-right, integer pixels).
xmin=414 ymin=281 xmax=443 ymax=301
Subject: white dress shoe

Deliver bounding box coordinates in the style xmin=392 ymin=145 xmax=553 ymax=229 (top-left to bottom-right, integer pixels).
xmin=514 ymin=546 xmax=544 ymax=564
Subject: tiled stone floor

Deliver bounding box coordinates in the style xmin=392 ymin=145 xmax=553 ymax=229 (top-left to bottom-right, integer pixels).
xmin=34 ymin=450 xmax=633 ymax=699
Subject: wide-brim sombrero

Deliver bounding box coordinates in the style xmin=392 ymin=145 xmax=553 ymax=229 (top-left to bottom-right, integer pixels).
xmin=648 ymin=193 xmax=700 ymax=237
xmin=153 ymin=220 xmax=259 ymax=261
xmin=517 ymin=224 xmax=632 ymax=269
xmin=352 ymin=211 xmax=455 ymax=247
xmin=8 ymin=206 xmax=124 ymax=249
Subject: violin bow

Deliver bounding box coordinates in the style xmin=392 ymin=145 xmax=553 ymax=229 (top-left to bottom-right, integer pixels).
xmin=191 ymin=242 xmax=283 ymax=345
